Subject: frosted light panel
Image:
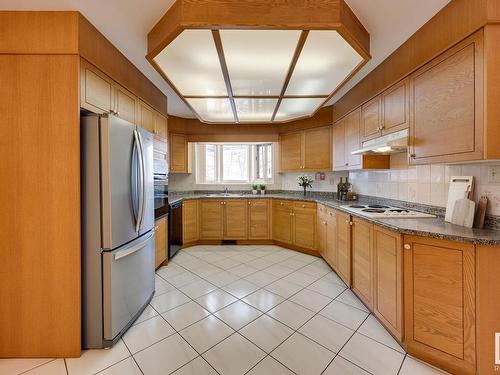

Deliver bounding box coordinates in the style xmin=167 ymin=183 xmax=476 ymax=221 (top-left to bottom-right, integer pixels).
xmin=274 ymin=98 xmax=325 ymax=121
xmin=187 ymin=98 xmax=235 ymax=123
xmin=285 ymin=31 xmax=363 ymax=96
xmin=220 ymin=30 xmax=301 ymax=96
xmin=234 ymin=98 xmax=278 ymax=122
xmin=154 ymin=30 xmax=228 ymax=96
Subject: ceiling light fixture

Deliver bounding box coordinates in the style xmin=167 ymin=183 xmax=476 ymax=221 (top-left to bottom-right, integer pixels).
xmin=147 ymin=0 xmax=370 ymax=124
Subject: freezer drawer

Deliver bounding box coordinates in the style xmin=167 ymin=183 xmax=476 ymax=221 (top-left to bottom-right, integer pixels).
xmin=102 ymin=232 xmax=155 ymax=341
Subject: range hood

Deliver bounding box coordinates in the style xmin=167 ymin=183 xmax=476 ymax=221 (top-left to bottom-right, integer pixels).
xmin=352 ymin=129 xmax=408 ymax=155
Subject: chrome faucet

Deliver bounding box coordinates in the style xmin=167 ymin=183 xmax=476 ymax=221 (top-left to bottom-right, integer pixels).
xmin=223 ymin=187 xmax=229 ymax=195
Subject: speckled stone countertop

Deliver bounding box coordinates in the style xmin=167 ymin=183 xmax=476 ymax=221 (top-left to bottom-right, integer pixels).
xmin=168 ymin=192 xmax=500 ymax=246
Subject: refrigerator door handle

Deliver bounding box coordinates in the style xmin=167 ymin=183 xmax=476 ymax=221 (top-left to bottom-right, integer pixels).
xmin=137 ymin=132 xmax=146 ymax=234
xmin=136 ymin=129 xmax=146 ymax=232
xmin=113 ymin=232 xmax=154 ymax=260
xmin=131 ymin=131 xmax=140 ymax=229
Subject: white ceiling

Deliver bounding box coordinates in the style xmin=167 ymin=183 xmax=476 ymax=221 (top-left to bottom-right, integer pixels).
xmin=3 ymin=0 xmax=450 ymax=119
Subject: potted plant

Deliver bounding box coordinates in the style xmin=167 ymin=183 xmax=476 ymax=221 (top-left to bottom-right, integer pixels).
xmin=252 ymin=184 xmax=259 ymax=195
xmin=298 ymin=174 xmax=313 ymax=196
xmin=259 ymin=184 xmax=267 ymax=195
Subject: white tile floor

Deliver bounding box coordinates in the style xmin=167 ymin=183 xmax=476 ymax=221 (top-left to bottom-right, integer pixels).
xmin=0 ymin=245 xmax=451 ymax=375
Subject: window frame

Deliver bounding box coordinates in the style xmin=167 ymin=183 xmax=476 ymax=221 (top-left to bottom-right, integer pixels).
xmin=195 ymin=142 xmax=274 ymax=185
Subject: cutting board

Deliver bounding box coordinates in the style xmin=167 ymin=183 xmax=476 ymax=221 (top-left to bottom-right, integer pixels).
xmin=473 ymin=196 xmax=488 ymax=229
xmin=445 ymin=176 xmax=474 ymax=223
xmin=450 ymin=191 xmax=475 ymax=228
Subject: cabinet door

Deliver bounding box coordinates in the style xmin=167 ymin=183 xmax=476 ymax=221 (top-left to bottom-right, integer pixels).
xmin=333 ymin=120 xmax=346 ymax=170
xmin=154 ymin=112 xmax=168 ymax=139
xmin=351 ymin=217 xmax=374 ymax=309
xmin=361 ymin=95 xmax=382 ymax=141
xmin=409 ymin=32 xmax=483 ymax=164
xmin=114 ymin=84 xmax=137 ymax=124
xmin=170 ymin=133 xmax=187 ymax=173
xmin=183 ymin=200 xmax=199 ymax=243
xmin=80 ymin=60 xmax=113 ymax=114
xmin=336 ymin=212 xmax=351 ymax=286
xmin=137 ymin=101 xmax=155 ymax=133
xmin=248 ymin=199 xmax=270 ymax=239
xmin=382 ymin=79 xmax=409 ymax=135
xmin=199 ymin=200 xmax=223 ymax=240
xmin=155 ymin=217 xmax=168 ymax=268
xmin=272 ymin=201 xmax=293 ymax=244
xmin=293 ymin=202 xmax=316 ymax=250
xmin=345 ymin=109 xmax=362 ymax=169
xmin=317 ymin=206 xmax=327 ymax=257
xmin=325 ymin=209 xmax=337 ymax=269
xmin=224 ymin=199 xmax=248 ymax=240
xmin=280 ymin=132 xmax=303 ymax=171
xmin=373 ymin=226 xmax=403 ymax=341
xmin=404 ymin=236 xmax=476 ymax=375
xmin=303 ymin=127 xmax=331 ymax=170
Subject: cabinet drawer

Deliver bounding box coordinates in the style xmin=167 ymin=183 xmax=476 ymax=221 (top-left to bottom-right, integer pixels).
xmin=294 ymin=201 xmax=316 ymax=210
xmin=273 ymin=200 xmax=293 ymax=209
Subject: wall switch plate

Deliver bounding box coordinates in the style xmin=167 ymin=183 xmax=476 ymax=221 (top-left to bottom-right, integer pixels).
xmin=487 ymin=166 xmax=500 ymax=183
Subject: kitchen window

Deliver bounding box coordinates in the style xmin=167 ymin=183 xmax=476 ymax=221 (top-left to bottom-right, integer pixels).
xmin=195 ymin=143 xmax=273 ymax=184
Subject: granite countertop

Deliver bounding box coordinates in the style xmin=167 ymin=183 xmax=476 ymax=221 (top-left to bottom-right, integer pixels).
xmin=168 ymin=192 xmax=500 ymax=246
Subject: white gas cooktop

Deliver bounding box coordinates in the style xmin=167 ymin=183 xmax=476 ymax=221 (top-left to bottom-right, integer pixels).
xmin=343 ymin=204 xmax=436 ymax=219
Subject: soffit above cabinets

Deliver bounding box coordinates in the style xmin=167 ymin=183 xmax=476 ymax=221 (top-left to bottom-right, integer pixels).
xmin=147 ymin=0 xmax=370 ymax=124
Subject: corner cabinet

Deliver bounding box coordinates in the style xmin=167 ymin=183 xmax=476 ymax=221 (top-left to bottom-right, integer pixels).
xmin=403 ymin=235 xmax=476 ymax=375
xmin=273 ymin=200 xmax=316 ymax=251
xmin=279 ymin=127 xmax=331 ymax=172
xmin=409 ymin=32 xmax=484 ymax=165
xmin=272 ymin=200 xmax=294 ymax=244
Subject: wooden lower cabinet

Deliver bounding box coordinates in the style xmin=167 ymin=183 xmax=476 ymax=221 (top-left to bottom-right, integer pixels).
xmin=248 ymin=199 xmax=271 ymax=239
xmin=272 ymin=200 xmax=293 ymax=244
xmin=223 ymin=199 xmax=248 ymax=240
xmin=318 ymin=205 xmax=337 ymax=269
xmin=155 ymin=217 xmax=168 ymax=268
xmin=404 ymin=235 xmax=476 ymax=375
xmin=317 ymin=205 xmax=327 ymax=257
xmin=336 ymin=212 xmax=352 ymax=286
xmin=199 ymin=200 xmax=223 ymax=240
xmin=182 ymin=200 xmax=199 ymax=243
xmin=351 ymin=217 xmax=374 ymax=310
xmin=293 ymin=202 xmax=316 ymax=250
xmin=373 ymin=226 xmax=403 ymax=341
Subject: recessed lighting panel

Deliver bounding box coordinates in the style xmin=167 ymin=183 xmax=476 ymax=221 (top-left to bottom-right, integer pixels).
xmin=274 ymin=98 xmax=325 ymax=121
xmin=234 ymin=98 xmax=279 ymax=122
xmin=186 ymin=98 xmax=235 ymax=123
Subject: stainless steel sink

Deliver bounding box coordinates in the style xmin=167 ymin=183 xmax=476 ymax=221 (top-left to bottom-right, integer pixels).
xmin=204 ymin=193 xmax=246 ymax=198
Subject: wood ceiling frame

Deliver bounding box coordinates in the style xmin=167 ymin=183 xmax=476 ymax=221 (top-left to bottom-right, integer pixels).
xmin=146 ymin=0 xmax=371 ymax=125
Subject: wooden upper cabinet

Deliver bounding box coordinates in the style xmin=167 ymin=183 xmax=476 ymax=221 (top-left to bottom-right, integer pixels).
xmin=154 ymin=112 xmax=168 ymax=139
xmin=280 ymin=127 xmax=332 ymax=172
xmin=199 ymin=200 xmax=223 ymax=240
xmin=373 ymin=226 xmax=403 ymax=341
xmin=351 ymin=217 xmax=374 ymax=310
xmin=248 ymin=199 xmax=271 ymax=240
xmin=333 ymin=120 xmax=346 ymax=169
xmin=223 ymin=199 xmax=248 ymax=240
xmin=409 ymin=32 xmax=484 ymax=165
xmin=361 ymin=95 xmax=382 ymax=141
xmin=272 ymin=200 xmax=293 ymax=244
xmin=345 ymin=109 xmax=362 ymax=169
xmin=303 ymin=127 xmax=332 ymax=170
xmin=336 ymin=211 xmax=351 ymax=286
xmin=404 ymin=235 xmax=476 ymax=375
xmin=280 ymin=132 xmax=302 ymax=171
xmin=137 ymin=101 xmax=155 ymax=133
xmin=81 ymin=60 xmax=113 ymax=114
xmin=114 ymin=84 xmax=137 ymax=124
xmin=169 ymin=133 xmax=188 ymax=173
xmin=292 ymin=202 xmax=316 ymax=250
xmin=382 ymin=78 xmax=409 ymax=135
xmin=182 ymin=200 xmax=199 ymax=243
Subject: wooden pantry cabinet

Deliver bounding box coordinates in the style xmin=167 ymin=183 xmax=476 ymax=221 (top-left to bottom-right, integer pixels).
xmin=248 ymin=199 xmax=271 ymax=240
xmin=403 ymin=235 xmax=476 ymax=375
xmin=351 ymin=217 xmax=374 ymax=310
xmin=154 ymin=216 xmax=168 ymax=268
xmin=279 ymin=126 xmax=331 ymax=172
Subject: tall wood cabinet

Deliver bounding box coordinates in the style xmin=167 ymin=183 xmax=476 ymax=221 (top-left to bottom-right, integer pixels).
xmin=351 ymin=217 xmax=374 ymax=310
xmin=280 ymin=127 xmax=331 ymax=172
xmin=409 ymin=32 xmax=484 ymax=165
xmin=403 ymin=236 xmax=476 ymax=375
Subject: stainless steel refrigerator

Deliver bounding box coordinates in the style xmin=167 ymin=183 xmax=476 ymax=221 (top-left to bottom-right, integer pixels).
xmin=81 ymin=114 xmax=155 ymax=349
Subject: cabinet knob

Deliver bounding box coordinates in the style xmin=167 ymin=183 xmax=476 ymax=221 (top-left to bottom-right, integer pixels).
xmin=302 ymin=204 xmax=305 ymax=208
xmin=404 ymin=244 xmax=411 ymax=250
xmin=248 ymin=201 xmax=251 ymax=205
xmin=280 ymin=202 xmax=284 ymax=206
xmin=220 ymin=201 xmax=224 ymax=205
xmin=349 ymin=221 xmax=353 ymax=226
xmin=410 ymin=153 xmax=416 ymax=158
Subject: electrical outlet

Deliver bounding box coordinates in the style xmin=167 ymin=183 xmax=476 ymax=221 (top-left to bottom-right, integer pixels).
xmin=487 ymin=166 xmax=500 ymax=183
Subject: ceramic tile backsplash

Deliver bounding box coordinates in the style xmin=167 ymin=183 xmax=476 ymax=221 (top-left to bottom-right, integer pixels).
xmin=280 ymin=172 xmax=348 ymax=192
